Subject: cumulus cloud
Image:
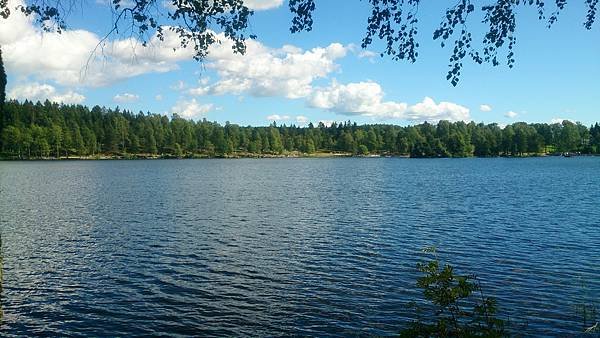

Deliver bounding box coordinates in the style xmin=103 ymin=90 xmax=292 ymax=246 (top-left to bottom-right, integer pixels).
xmin=51 ymin=92 xmax=86 ymax=105
xmin=479 ymin=104 xmax=492 ymax=112
xmin=0 ymin=0 xmax=294 ymax=99
xmin=8 ymin=83 xmax=85 ymax=104
xmin=405 ymin=97 xmax=470 ymax=122
xmin=266 ymin=114 xmax=290 ymax=121
xmin=171 ymin=99 xmax=214 ymax=120
xmin=307 ymin=80 xmax=470 ymax=122
xmin=0 ymin=0 xmax=195 ymax=87
xmin=113 ymin=93 xmax=139 ymax=103
xmin=188 ymin=40 xmax=347 ymax=99
xmin=308 ymin=81 xmax=408 ymax=118
xmin=505 ymin=111 xmax=518 ymax=119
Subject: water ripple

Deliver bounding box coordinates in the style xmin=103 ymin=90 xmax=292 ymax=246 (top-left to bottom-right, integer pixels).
xmin=0 ymin=158 xmax=598 ymax=336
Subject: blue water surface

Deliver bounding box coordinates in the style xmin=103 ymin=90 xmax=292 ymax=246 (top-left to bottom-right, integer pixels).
xmin=0 ymin=157 xmax=598 ymax=336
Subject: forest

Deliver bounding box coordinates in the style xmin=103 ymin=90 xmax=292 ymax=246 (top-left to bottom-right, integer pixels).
xmin=1 ymin=99 xmax=600 ymax=159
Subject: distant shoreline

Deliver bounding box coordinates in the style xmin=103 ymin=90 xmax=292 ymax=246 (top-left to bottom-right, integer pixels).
xmin=3 ymin=101 xmax=599 ymax=162
xmin=1 ymin=152 xmax=596 ymax=161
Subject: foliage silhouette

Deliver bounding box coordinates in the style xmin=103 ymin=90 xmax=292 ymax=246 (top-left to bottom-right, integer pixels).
xmin=400 ymin=247 xmax=506 ymax=337
xmin=0 ymin=1 xmax=597 ymax=85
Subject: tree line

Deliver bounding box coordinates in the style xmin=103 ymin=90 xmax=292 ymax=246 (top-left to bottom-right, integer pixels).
xmin=1 ymin=99 xmax=599 ymax=159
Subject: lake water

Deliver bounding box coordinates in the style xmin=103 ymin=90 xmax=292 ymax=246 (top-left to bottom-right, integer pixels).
xmin=0 ymin=158 xmax=599 ymax=336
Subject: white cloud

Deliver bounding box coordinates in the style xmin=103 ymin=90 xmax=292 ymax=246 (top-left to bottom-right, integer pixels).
xmin=8 ymin=82 xmax=85 ymax=104
xmin=551 ymin=118 xmax=575 ymax=124
xmin=308 ymin=80 xmax=407 ymax=118
xmin=479 ymin=104 xmax=492 ymax=112
xmin=171 ymin=99 xmax=214 ymax=120
xmin=0 ymin=0 xmax=195 ymax=87
xmin=308 ymin=81 xmax=469 ymax=122
xmin=505 ymin=111 xmax=518 ymax=118
xmin=406 ymin=97 xmax=470 ymax=122
xmin=188 ymin=40 xmax=348 ymax=99
xmin=296 ymin=115 xmax=309 ymax=124
xmin=113 ymin=93 xmax=139 ymax=103
xmin=52 ymin=91 xmax=86 ymax=105
xmin=243 ymin=0 xmax=284 ymax=10
xmin=266 ymin=114 xmax=290 ymax=121
xmin=155 ymin=94 xmax=163 ymax=101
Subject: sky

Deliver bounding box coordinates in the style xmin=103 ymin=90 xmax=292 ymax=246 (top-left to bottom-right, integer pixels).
xmin=0 ymin=0 xmax=598 ymax=126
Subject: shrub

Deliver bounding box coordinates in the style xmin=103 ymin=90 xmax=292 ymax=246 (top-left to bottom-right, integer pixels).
xmin=400 ymin=247 xmax=507 ymax=337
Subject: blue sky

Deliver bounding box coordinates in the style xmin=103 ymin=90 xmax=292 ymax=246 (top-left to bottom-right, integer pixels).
xmin=1 ymin=0 xmax=598 ymax=126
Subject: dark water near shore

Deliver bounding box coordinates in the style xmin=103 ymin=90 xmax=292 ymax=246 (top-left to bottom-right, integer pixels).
xmin=0 ymin=158 xmax=599 ymax=336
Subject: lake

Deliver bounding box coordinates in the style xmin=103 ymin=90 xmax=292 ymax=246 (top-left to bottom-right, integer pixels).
xmin=0 ymin=158 xmax=598 ymax=336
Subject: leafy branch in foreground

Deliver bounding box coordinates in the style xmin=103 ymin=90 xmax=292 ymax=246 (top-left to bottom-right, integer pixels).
xmin=574 ymin=277 xmax=599 ymax=334
xmin=400 ymin=247 xmax=506 ymax=337
xmin=0 ymin=1 xmax=598 ymax=85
